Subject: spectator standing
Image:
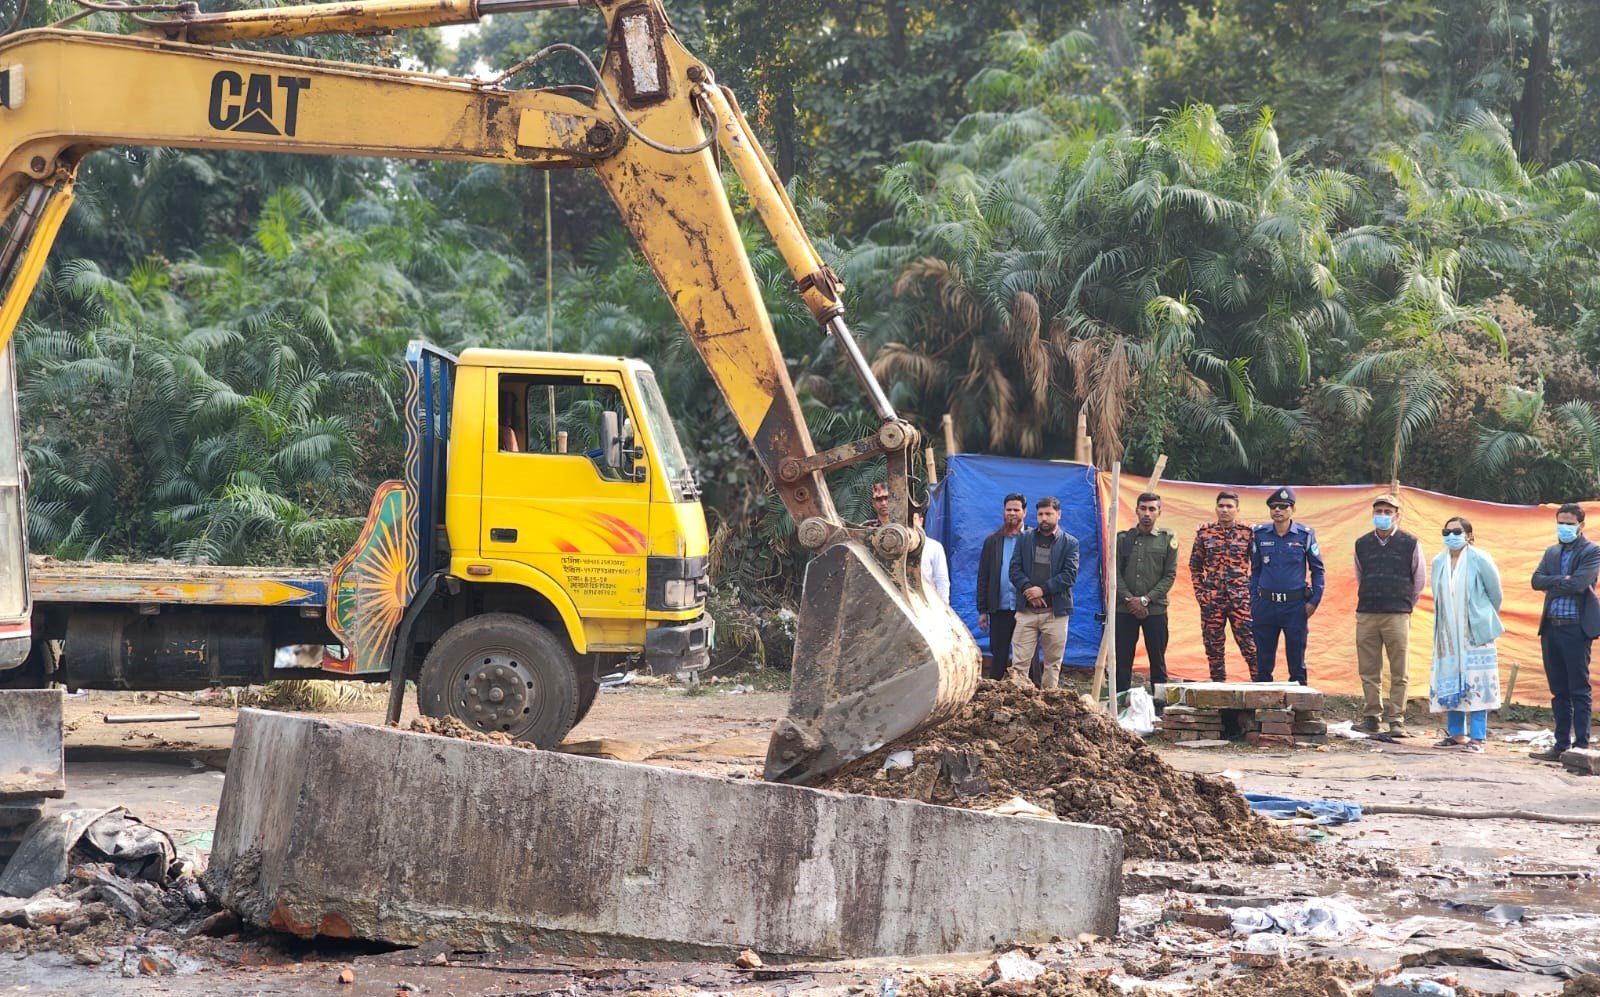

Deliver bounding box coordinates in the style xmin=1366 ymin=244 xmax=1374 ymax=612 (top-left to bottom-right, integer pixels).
xmin=1353 ymin=493 xmax=1427 ymax=734
xmin=976 ymin=494 xmax=1027 ymax=680
xmin=1530 ymin=503 xmax=1600 ymax=761
xmin=1429 ymin=516 xmax=1503 ymax=753
xmin=1190 ymin=491 xmax=1257 ymax=681
xmin=1115 ymin=492 xmax=1178 ymax=704
xmin=911 ymin=503 xmax=949 ymax=604
xmin=1250 ymin=487 xmax=1325 ymax=685
xmin=1007 ymin=496 xmax=1079 ymax=690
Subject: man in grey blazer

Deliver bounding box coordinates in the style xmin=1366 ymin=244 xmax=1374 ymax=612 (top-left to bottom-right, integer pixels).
xmin=1530 ymin=503 xmax=1600 ymax=760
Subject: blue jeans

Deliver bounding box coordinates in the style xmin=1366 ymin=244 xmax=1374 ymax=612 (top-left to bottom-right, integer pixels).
xmin=1446 ymin=710 xmax=1487 ymax=740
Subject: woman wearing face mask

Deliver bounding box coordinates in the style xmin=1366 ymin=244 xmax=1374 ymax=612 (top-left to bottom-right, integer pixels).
xmin=1429 ymin=516 xmax=1504 ymax=751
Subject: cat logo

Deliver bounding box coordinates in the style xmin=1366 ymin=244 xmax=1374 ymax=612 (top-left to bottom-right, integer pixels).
xmin=207 ymin=72 xmax=311 ymax=137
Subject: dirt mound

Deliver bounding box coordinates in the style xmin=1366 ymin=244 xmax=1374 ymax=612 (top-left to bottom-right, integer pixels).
xmin=407 ymin=715 xmax=536 ymax=749
xmin=817 ymin=681 xmax=1304 ymax=862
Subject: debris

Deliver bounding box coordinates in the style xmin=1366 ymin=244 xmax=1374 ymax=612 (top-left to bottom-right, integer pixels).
xmin=1327 ymin=720 xmax=1370 ymax=740
xmin=882 ymin=750 xmax=915 ymax=772
xmin=1230 ymin=897 xmax=1368 ymax=939
xmin=1560 ymin=747 xmax=1600 ymax=775
xmin=734 ymin=948 xmax=762 ymax=969
xmin=818 ymin=681 xmax=1305 ymax=862
xmin=1118 ymin=687 xmax=1157 ymax=736
xmin=103 ymin=713 xmax=201 ymax=724
xmin=407 ymin=716 xmax=535 ymax=750
xmin=0 ymin=807 xmax=177 ymax=897
xmin=1502 ymin=729 xmax=1556 ymax=747
xmin=985 ymin=797 xmax=1058 ymax=821
xmin=983 ymin=949 xmax=1047 ymax=986
xmin=1242 ymin=793 xmax=1363 ymax=825
xmin=338 ymin=967 xmax=355 ymax=984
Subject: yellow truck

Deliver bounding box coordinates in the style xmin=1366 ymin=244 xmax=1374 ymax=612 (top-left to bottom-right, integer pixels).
xmin=0 ymin=0 xmax=979 ymax=786
xmin=15 ymin=342 xmax=711 ymax=745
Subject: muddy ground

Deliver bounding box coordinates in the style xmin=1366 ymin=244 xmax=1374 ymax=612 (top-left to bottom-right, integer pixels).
xmin=3 ymin=679 xmax=1597 ymax=996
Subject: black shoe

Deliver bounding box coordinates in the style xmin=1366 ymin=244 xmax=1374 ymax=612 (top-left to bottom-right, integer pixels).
xmin=1529 ymin=747 xmax=1566 ymax=762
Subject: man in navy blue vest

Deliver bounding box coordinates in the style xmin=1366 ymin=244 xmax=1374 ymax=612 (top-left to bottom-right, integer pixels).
xmin=1353 ymin=493 xmax=1426 ymax=734
xmin=1250 ymin=487 xmax=1325 ymax=685
xmin=1530 ymin=503 xmax=1600 ymax=760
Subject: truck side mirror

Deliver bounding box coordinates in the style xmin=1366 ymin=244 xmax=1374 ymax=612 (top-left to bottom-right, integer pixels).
xmin=602 ymin=411 xmax=622 ymax=469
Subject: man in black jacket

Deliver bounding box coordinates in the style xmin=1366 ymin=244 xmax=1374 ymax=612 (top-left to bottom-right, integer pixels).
xmin=1530 ymin=503 xmax=1600 ymax=760
xmin=976 ymin=493 xmax=1027 ymax=680
xmin=1008 ymin=496 xmax=1080 ymax=690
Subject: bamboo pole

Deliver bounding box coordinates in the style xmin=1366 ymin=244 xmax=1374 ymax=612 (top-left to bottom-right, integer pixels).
xmin=1075 ymin=410 xmax=1090 ymax=463
xmin=925 ymin=446 xmax=938 ymax=485
xmin=1091 ymin=461 xmax=1122 ymax=713
xmin=941 ymin=413 xmax=957 ymax=457
xmin=1147 ymin=454 xmax=1167 ymax=491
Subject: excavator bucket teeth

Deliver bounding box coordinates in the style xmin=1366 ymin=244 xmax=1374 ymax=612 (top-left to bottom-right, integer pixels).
xmin=765 ymin=540 xmax=980 ymax=785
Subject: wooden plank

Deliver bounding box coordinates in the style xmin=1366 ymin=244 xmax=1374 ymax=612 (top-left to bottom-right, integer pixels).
xmin=30 ymin=562 xmax=327 ymax=607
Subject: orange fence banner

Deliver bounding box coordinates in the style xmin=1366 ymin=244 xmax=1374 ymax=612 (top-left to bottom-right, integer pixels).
xmin=1099 ymin=476 xmax=1600 ymax=707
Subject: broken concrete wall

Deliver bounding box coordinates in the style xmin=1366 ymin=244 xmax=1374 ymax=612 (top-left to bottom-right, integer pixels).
xmin=208 ymin=710 xmax=1121 ymax=959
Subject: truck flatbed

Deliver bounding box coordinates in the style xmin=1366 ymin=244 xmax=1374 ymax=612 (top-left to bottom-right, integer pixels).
xmin=29 ymin=557 xmax=328 ymax=608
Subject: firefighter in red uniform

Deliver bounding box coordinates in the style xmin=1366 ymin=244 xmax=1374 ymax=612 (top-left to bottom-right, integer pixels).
xmin=1189 ymin=490 xmax=1258 ymax=681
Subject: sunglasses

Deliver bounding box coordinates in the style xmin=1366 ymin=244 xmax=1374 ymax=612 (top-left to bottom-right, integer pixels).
xmin=1268 ymin=503 xmax=1291 ymax=511
xmin=1442 ymin=528 xmax=1464 ymax=537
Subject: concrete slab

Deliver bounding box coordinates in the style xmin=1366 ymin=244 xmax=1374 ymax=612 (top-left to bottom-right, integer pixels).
xmin=207 ymin=710 xmax=1121 ymax=959
xmin=0 ymin=690 xmax=63 ymax=800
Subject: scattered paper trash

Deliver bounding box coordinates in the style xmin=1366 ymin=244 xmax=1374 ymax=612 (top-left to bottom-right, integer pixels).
xmin=984 ymin=949 xmax=1047 ymax=986
xmin=986 ymin=797 xmax=1060 ymax=821
xmin=1502 ymin=729 xmax=1556 ymax=747
xmin=881 ymin=750 xmax=915 ymax=772
xmin=1230 ymin=897 xmax=1368 ymax=939
xmin=1118 ymin=687 xmax=1158 ymax=736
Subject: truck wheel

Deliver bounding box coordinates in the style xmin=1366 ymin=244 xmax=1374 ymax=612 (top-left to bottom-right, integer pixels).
xmin=416 ymin=614 xmax=579 ymax=748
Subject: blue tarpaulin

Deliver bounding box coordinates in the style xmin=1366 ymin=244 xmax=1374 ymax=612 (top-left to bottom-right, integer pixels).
xmin=1242 ymin=793 xmax=1364 ymax=825
xmin=927 ymin=454 xmax=1105 ymax=667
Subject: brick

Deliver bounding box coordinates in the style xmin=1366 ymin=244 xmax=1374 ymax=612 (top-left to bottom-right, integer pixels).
xmin=1181 ymin=688 xmax=1246 ymax=710
xmin=1258 ymin=722 xmax=1293 ymax=735
xmin=1246 ymin=732 xmax=1294 ymax=747
xmin=1560 ymin=748 xmax=1600 ymax=775
xmin=1283 ymin=689 xmax=1326 ymax=710
xmin=1177 ymin=910 xmax=1233 ymax=932
xmin=1292 ymin=720 xmax=1328 ymax=735
xmin=1238 ymin=689 xmax=1289 ymax=709
xmin=1256 ymin=709 xmax=1294 ymax=724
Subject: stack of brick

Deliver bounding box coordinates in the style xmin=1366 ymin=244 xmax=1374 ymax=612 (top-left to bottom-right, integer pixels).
xmin=1154 ymin=682 xmax=1327 ymax=746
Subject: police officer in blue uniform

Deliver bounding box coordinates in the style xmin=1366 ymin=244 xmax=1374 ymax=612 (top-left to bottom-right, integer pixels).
xmin=1250 ymin=487 xmax=1325 ymax=684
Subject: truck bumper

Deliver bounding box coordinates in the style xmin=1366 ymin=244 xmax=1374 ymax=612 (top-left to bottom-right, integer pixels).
xmin=644 ymin=615 xmax=713 ymax=677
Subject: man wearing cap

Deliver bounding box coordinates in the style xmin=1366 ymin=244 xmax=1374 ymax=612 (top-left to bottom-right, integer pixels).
xmin=1250 ymin=487 xmax=1325 ymax=684
xmin=1190 ymin=490 xmax=1258 ymax=681
xmin=1353 ymin=493 xmax=1427 ymax=733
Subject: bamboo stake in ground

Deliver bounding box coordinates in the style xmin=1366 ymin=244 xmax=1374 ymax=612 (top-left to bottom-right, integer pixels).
xmin=1092 ymin=461 xmax=1123 ymax=713
xmin=1146 ymin=455 xmax=1167 ymax=491
xmin=941 ymin=413 xmax=957 ymax=458
xmin=925 ymin=445 xmax=938 ymax=485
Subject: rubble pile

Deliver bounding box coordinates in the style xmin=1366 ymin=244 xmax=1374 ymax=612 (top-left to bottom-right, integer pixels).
xmin=818 ymin=681 xmax=1305 ymax=862
xmin=407 ymin=715 xmax=537 ymax=749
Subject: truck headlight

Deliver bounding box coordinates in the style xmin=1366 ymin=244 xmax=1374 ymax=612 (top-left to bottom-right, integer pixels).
xmin=662 ymin=578 xmax=698 ymax=610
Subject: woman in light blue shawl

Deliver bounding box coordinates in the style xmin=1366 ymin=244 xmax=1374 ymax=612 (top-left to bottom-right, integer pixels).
xmin=1429 ymin=515 xmax=1504 ymax=751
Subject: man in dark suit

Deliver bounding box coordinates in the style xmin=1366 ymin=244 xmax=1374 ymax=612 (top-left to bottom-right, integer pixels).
xmin=1530 ymin=502 xmax=1600 ymax=760
xmin=976 ymin=493 xmax=1027 ymax=681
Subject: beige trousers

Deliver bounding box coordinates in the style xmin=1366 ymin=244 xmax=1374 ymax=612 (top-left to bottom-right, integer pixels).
xmin=1009 ymin=609 xmax=1068 ymax=689
xmin=1356 ymin=611 xmax=1410 ymax=720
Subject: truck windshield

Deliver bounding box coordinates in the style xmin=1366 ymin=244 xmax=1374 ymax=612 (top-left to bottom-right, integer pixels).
xmin=633 ymin=370 xmax=697 ymax=500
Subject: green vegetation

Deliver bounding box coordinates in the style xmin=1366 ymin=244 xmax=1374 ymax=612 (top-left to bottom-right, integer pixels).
xmin=9 ymin=2 xmax=1600 ymax=626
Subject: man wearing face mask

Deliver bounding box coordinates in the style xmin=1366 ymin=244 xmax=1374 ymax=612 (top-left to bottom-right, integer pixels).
xmin=1530 ymin=503 xmax=1600 ymax=760
xmin=1353 ymin=494 xmax=1427 ymax=734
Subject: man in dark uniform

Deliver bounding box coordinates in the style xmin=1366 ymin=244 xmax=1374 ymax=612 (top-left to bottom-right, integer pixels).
xmin=1250 ymin=487 xmax=1325 ymax=685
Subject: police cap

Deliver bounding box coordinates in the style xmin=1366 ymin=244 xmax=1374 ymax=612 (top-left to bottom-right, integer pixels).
xmin=1267 ymin=487 xmax=1297 ymax=507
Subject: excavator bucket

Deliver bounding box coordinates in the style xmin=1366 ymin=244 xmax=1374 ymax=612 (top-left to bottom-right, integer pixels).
xmin=765 ymin=540 xmax=980 ymax=785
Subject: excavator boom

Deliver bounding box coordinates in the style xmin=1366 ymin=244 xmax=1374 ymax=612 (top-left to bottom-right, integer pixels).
xmin=0 ymin=0 xmax=979 ymax=783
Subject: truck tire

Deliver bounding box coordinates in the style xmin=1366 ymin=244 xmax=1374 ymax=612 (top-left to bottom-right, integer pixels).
xmin=416 ymin=614 xmax=579 ymax=748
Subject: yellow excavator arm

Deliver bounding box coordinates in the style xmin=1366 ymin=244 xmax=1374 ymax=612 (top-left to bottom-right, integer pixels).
xmin=0 ymin=0 xmax=978 ymax=783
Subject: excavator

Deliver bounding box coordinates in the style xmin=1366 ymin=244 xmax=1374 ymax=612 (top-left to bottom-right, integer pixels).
xmin=0 ymin=0 xmax=979 ymax=785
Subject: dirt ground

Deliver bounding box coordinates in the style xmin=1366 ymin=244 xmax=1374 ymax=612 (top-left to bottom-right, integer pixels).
xmin=2 ymin=681 xmax=1597 ymax=996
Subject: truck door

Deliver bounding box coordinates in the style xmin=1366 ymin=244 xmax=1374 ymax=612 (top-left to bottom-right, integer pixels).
xmin=479 ymin=372 xmax=650 ymax=617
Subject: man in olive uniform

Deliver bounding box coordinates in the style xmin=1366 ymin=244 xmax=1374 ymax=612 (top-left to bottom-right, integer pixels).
xmin=1250 ymin=487 xmax=1325 ymax=685
xmin=1115 ymin=492 xmax=1179 ymax=702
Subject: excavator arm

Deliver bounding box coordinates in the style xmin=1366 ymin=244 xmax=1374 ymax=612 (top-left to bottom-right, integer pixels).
xmin=0 ymin=0 xmax=978 ymax=783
